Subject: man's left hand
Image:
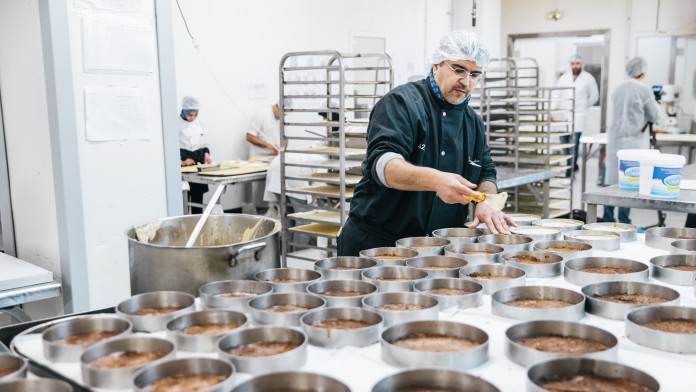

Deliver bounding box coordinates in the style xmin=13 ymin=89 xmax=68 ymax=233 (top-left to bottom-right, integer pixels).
xmin=204 ymin=153 xmax=212 ymax=164
xmin=469 ymin=202 xmax=517 ymax=234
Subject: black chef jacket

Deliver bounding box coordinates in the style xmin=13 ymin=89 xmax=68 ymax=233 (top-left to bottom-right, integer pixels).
xmin=337 ymin=77 xmax=497 ymax=256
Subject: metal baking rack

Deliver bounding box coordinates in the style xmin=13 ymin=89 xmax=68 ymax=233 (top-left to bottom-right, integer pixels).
xmin=279 ymin=51 xmax=393 ymax=265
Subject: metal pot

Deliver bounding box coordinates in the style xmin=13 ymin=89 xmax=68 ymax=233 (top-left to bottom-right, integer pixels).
xmin=126 ymin=214 xmax=280 ymax=295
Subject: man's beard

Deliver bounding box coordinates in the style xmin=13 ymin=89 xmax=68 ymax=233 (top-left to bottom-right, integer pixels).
xmin=445 ymin=87 xmax=470 ymax=105
xmin=572 ymin=68 xmax=581 ymax=76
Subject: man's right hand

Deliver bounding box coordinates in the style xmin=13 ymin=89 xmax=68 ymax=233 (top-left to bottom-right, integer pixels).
xmin=181 ymin=158 xmax=196 ymax=166
xmin=267 ymin=144 xmax=280 ymax=155
xmin=431 ymin=172 xmax=479 ymax=205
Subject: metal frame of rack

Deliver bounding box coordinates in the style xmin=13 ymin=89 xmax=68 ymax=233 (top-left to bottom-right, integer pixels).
xmin=484 ymin=86 xmax=576 ymax=218
xmin=470 ymin=58 xmax=539 ymax=115
xmin=278 ymin=51 xmax=393 ymax=265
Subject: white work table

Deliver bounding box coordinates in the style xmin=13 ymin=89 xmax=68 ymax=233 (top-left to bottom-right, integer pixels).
xmin=0 ymin=253 xmax=61 ymax=324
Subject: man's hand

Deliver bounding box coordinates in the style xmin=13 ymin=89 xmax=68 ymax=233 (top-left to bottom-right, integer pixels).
xmin=432 ymin=172 xmax=480 ymax=205
xmin=267 ymin=144 xmax=280 ymax=155
xmin=181 ymin=158 xmax=196 ymax=166
xmin=469 ymin=202 xmax=517 ymax=234
xmin=204 ymin=153 xmax=212 ymax=164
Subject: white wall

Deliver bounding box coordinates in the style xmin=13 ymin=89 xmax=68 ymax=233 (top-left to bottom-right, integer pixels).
xmin=452 ymin=0 xmax=502 ymax=59
xmin=172 ymin=0 xmax=453 ymax=209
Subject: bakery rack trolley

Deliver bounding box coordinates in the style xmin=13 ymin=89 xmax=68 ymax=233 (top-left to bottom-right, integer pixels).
xmin=483 ymin=85 xmax=576 ymax=218
xmin=278 ymin=51 xmax=393 ymax=266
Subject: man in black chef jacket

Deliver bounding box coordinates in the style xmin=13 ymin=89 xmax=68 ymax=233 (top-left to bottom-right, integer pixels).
xmin=338 ymin=30 xmax=515 ymax=256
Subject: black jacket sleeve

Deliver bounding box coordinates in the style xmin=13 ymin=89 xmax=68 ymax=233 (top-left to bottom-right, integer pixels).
xmin=476 ymin=117 xmax=497 ymax=187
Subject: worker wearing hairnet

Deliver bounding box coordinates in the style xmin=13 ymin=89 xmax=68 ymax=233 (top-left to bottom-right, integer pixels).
xmin=554 ymin=55 xmax=599 ymax=176
xmin=603 ymin=57 xmax=664 ymax=223
xmin=179 ymin=96 xmax=212 ymax=214
xmin=337 ymin=30 xmax=515 ymax=256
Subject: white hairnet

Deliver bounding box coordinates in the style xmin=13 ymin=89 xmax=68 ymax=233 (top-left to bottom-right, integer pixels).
xmin=181 ymin=96 xmax=200 ymax=110
xmin=428 ymin=30 xmax=490 ymax=68
xmin=626 ymin=56 xmax=647 ymax=78
xmin=569 ymin=54 xmax=583 ymax=63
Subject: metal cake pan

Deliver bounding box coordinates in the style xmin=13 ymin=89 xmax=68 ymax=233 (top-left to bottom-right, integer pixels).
xmin=626 ymin=305 xmax=696 ymax=354
xmin=42 ymin=314 xmax=132 ymax=362
xmin=583 ymin=222 xmax=637 ymax=242
xmin=132 ymin=357 xmax=235 ymax=392
xmin=231 ymin=372 xmax=350 ymax=392
xmin=306 ymin=279 xmax=377 ymax=308
xmin=300 ymin=307 xmax=383 ymax=348
xmin=217 ymin=326 xmax=307 ymax=375
xmin=413 ymin=278 xmax=483 ymax=310
xmin=650 ymin=254 xmax=696 ymax=286
xmin=248 ymin=292 xmax=325 ymax=327
xmin=459 ymin=264 xmax=526 ymax=295
xmin=254 ymin=268 xmax=322 ymax=293
xmin=478 ymin=234 xmax=534 ymax=253
xmin=500 ymin=251 xmax=563 ymax=278
xmin=362 ymin=292 xmax=439 ymax=327
xmin=359 ymin=247 xmax=419 ymax=266
xmin=563 ymin=230 xmax=621 ymax=251
xmin=314 ymin=256 xmax=377 ymax=280
xmin=582 ymin=281 xmax=680 ymax=320
xmin=645 ymin=227 xmax=696 ymax=250
xmin=396 ymin=236 xmax=450 ymax=255
xmin=491 ymin=286 xmax=585 ymax=321
xmin=671 ymin=239 xmax=696 ymax=256
xmin=505 ymin=320 xmax=618 ymax=367
xmin=510 ymin=226 xmax=562 ymax=243
xmin=405 ymin=256 xmax=468 ymax=278
xmin=0 ymin=380 xmax=72 ymax=392
xmin=531 ymin=219 xmax=584 ymax=232
xmin=115 ymin=291 xmax=195 ymax=333
xmin=506 ymin=213 xmax=541 ymax=227
xmin=431 ymin=228 xmax=483 ymax=244
xmin=371 ymin=368 xmax=500 ymax=392
xmin=361 ymin=266 xmax=429 ymax=292
xmin=564 ymin=257 xmax=648 ymax=286
xmin=444 ymin=243 xmax=505 ymax=265
xmin=165 ymin=309 xmax=248 ymax=352
xmin=381 ymin=320 xmax=489 ymax=370
xmin=199 ymin=280 xmax=273 ymax=313
xmin=533 ymin=240 xmax=593 ymax=260
xmin=0 ymin=353 xmax=27 ymax=382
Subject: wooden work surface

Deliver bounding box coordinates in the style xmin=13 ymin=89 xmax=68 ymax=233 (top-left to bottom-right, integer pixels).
xmin=181 ymin=157 xmax=273 ymax=176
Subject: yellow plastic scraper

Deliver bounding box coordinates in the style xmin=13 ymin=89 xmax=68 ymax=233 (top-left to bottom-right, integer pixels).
xmin=469 ymin=191 xmax=508 ymax=212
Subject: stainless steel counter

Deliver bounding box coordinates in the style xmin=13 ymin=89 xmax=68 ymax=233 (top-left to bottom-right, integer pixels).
xmin=583 ymin=164 xmax=696 ymax=223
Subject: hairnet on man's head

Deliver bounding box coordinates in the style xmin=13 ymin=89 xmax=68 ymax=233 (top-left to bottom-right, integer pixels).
xmin=428 ymin=30 xmax=490 ymax=68
xmin=625 ymin=56 xmax=647 ymax=78
xmin=569 ymin=54 xmax=583 ymax=63
xmin=181 ymin=96 xmax=200 ymax=110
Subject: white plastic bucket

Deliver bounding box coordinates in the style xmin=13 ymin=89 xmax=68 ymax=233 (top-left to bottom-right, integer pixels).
xmin=617 ymin=149 xmax=661 ymax=190
xmin=639 ymin=153 xmax=686 ymax=199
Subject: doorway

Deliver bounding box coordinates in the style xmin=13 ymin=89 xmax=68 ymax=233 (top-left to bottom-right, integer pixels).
xmin=0 ymin=91 xmax=16 ymax=256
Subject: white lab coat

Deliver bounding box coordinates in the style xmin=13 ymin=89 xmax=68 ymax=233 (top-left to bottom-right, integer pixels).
xmin=247 ymin=106 xmax=281 ymax=157
xmin=553 ymin=71 xmax=600 ymax=133
xmin=263 ymin=155 xmax=314 ymax=203
xmin=179 ymin=116 xmax=208 ymax=151
xmin=605 ymin=78 xmax=664 ymax=185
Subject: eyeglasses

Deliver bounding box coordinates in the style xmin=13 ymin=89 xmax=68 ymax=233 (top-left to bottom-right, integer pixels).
xmin=444 ymin=62 xmax=484 ymax=82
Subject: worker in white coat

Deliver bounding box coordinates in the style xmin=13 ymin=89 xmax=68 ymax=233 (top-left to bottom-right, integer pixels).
xmin=179 ymin=96 xmax=212 ymax=214
xmin=555 ymin=55 xmax=599 ymax=176
xmin=246 ymin=103 xmax=286 ymax=157
xmin=603 ymin=57 xmax=663 ymax=223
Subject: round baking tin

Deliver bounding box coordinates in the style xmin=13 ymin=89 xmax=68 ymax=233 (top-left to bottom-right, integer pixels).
xmin=506 ymin=213 xmax=541 ymax=226
xmin=0 ymin=353 xmax=27 ymax=382
xmin=217 ymin=326 xmax=308 ymax=375
xmin=478 ymin=234 xmax=533 ymax=253
xmin=42 ymin=314 xmax=132 ymax=362
xmin=500 ymin=251 xmax=563 ymax=278
xmin=626 ymin=305 xmax=696 ymax=354
xmin=645 ymin=227 xmax=696 ymax=250
xmin=361 ymin=266 xmax=429 ymax=292
xmin=491 ymin=286 xmax=585 ymax=321
xmin=314 ymin=256 xmax=377 ymax=280
xmin=444 ymin=243 xmax=505 ymax=265
xmin=362 ymin=292 xmax=439 ymax=327
xmin=248 ymin=292 xmax=325 ymax=327
xmin=199 ymin=280 xmax=273 ymax=313
xmin=465 ymin=221 xmax=491 ymax=235
xmin=231 ymin=371 xmax=350 ymax=392
xmin=395 ymin=236 xmax=450 ymax=256
xmin=505 ymin=320 xmax=618 ymax=367
xmin=563 ymin=230 xmax=621 ymax=251
xmin=459 ymin=264 xmax=526 ymax=295
xmin=413 ymin=278 xmax=483 ymax=310
xmin=564 ymin=257 xmax=649 ymax=286
xmin=583 ymin=222 xmax=637 ymax=242
xmin=405 ymin=256 xmax=468 ymax=278
xmin=80 ymin=336 xmax=175 ymax=389
xmin=306 ymin=279 xmax=377 ymax=308
xmin=531 ymin=219 xmax=584 ymax=232
xmin=526 ymin=358 xmax=659 ymax=392
xmin=300 ymin=307 xmax=383 ymax=348
xmin=650 ymin=254 xmax=696 ymax=286
xmin=431 ymin=227 xmax=483 ymax=244
xmin=381 ymin=320 xmax=489 ymax=370
xmin=371 ymin=368 xmax=500 ymax=392
xmin=533 ymin=240 xmax=593 ymax=260
xmin=359 ymin=247 xmax=419 ymax=266
xmin=0 ymin=380 xmax=72 ymax=392
xmin=165 ymin=309 xmax=248 ymax=352
xmin=115 ymin=291 xmax=195 ymax=333
xmin=582 ymin=281 xmax=680 ymax=320
xmin=510 ymin=226 xmax=562 ymax=243
xmin=254 ymin=268 xmax=322 ymax=293
xmin=671 ymin=239 xmax=696 ymax=256
xmin=132 ymin=357 xmax=235 ymax=392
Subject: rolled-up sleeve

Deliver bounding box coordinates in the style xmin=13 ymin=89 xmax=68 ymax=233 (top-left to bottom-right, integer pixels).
xmin=365 ymin=94 xmax=416 ymax=188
